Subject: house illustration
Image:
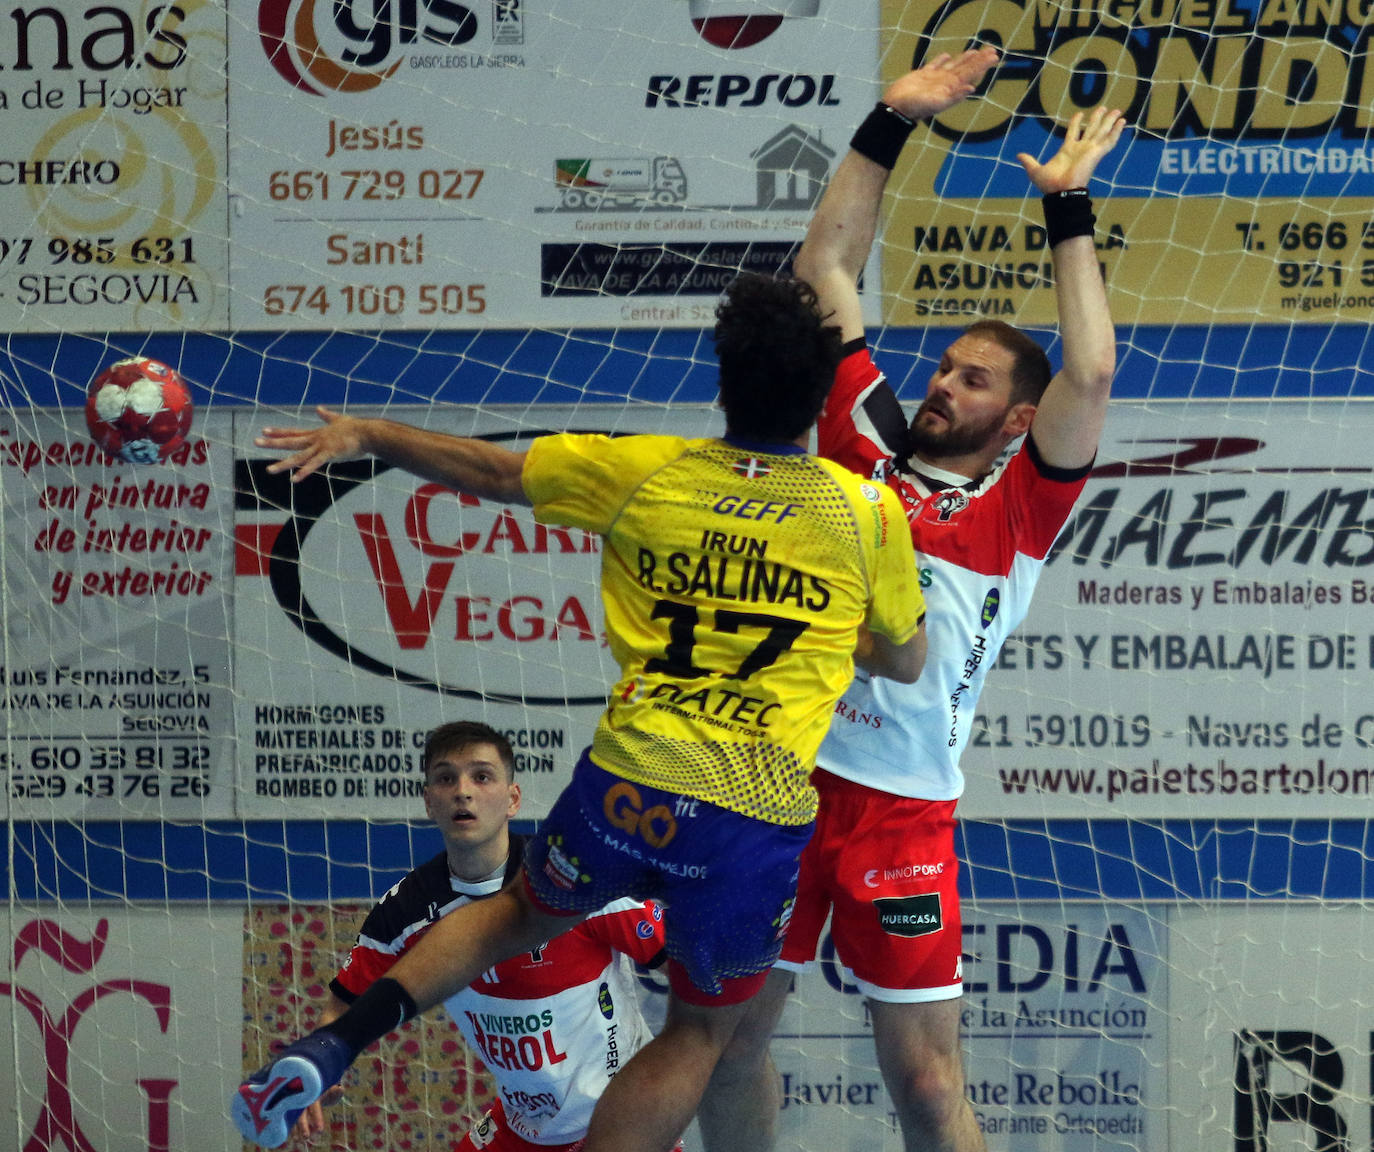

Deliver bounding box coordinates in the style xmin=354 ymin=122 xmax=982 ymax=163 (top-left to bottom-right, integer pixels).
xmin=750 ymin=126 xmax=835 ymax=209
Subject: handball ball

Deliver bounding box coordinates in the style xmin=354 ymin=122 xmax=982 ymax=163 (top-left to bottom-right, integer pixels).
xmin=85 ymin=357 xmax=193 ymax=464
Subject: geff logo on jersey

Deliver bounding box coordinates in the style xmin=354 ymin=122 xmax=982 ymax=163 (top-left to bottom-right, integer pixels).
xmin=258 ymin=0 xmax=478 ymax=94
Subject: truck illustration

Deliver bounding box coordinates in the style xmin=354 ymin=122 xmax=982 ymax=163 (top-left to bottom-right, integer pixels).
xmin=555 ymin=157 xmax=688 ymax=208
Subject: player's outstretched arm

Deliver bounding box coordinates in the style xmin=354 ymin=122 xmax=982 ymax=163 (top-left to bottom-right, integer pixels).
xmin=1015 ymin=107 xmax=1128 ymax=471
xmin=257 ymin=405 xmax=530 ymax=504
xmin=288 ymin=996 xmax=348 ymax=1144
xmin=794 ymin=48 xmax=998 ymax=343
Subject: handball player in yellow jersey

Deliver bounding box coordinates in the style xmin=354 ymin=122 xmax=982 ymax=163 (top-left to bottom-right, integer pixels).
xmin=233 ymin=273 xmax=927 ymax=1152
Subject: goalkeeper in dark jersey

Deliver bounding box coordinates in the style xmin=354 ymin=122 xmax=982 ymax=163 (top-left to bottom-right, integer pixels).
xmin=233 ymin=272 xmax=928 ymax=1152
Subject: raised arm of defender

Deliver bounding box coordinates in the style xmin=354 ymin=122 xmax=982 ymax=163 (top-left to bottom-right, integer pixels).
xmin=793 ymin=49 xmax=999 ymax=343
xmin=1015 ymin=107 xmax=1126 ymax=471
xmin=795 ymin=50 xmax=1126 ymax=474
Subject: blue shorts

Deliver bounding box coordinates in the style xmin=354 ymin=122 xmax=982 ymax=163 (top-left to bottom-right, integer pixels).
xmin=523 ymin=751 xmax=813 ymax=1002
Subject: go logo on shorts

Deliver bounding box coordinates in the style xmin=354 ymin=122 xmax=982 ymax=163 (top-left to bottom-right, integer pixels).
xmin=603 ymin=780 xmax=678 ymax=848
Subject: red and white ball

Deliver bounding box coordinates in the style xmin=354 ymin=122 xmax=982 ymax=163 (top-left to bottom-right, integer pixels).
xmin=85 ymin=357 xmax=193 ymax=464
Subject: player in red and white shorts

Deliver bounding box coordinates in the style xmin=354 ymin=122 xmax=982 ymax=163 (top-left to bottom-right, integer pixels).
xmin=697 ymin=53 xmax=1127 ymax=1152
xmin=781 ymin=776 xmax=962 ymax=999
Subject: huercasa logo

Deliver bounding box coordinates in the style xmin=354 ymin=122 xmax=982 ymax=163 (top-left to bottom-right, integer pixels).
xmin=874 ymin=892 xmax=942 ymax=938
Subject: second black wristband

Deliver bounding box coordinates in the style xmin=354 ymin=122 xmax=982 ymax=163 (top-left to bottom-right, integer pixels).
xmin=849 ymin=102 xmax=917 ymax=170
xmin=1042 ymin=189 xmax=1096 ymax=247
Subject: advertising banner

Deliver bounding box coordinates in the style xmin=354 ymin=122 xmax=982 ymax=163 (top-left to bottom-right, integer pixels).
xmin=2 ymin=0 xmax=1367 ymax=333
xmin=230 ymin=404 xmax=674 ymax=818
xmin=226 ymin=0 xmax=881 ymax=331
xmin=234 ymin=398 xmax=1374 ymax=823
xmin=0 ymin=0 xmax=230 ymax=333
xmin=11 ymin=399 xmax=1374 ymax=821
xmin=242 ymin=903 xmax=496 ymax=1150
xmin=13 ymin=902 xmax=1365 ymax=1152
xmin=675 ymin=903 xmax=1165 ymax=1152
xmin=880 ymin=0 xmax=1374 ymax=326
xmin=0 ymin=407 xmax=236 ymax=819
xmin=1 ymin=907 xmax=243 ymax=1152
xmin=961 ymin=400 xmax=1374 ymax=818
xmin=1169 ymin=904 xmax=1374 ymax=1152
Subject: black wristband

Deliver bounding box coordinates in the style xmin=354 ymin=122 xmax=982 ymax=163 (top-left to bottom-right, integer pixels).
xmin=849 ymin=102 xmax=917 ymax=170
xmin=1042 ymin=188 xmax=1096 ymax=247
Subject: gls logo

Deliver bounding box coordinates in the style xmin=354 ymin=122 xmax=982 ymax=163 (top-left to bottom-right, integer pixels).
xmin=259 ymin=0 xmax=477 ymax=95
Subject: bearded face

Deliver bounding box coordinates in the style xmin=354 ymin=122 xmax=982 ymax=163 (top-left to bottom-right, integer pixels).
xmin=904 ymin=331 xmax=1026 ymax=466
xmin=907 ymin=394 xmax=1011 ymax=460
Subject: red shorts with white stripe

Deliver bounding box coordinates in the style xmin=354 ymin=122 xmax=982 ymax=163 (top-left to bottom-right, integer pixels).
xmin=778 ymin=769 xmax=964 ymax=1003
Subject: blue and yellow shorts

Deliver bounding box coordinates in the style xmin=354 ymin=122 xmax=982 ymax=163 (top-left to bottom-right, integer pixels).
xmin=522 ymin=750 xmax=812 ymax=1004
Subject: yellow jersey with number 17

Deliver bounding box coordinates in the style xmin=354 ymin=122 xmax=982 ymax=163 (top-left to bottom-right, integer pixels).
xmin=522 ymin=432 xmax=923 ymax=827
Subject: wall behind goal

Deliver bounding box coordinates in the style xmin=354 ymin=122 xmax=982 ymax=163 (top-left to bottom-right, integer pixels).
xmin=5 ymin=1 xmax=1374 ymax=1151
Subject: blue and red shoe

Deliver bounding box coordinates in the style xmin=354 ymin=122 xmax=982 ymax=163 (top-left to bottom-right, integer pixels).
xmin=231 ymin=1031 xmax=353 ymax=1148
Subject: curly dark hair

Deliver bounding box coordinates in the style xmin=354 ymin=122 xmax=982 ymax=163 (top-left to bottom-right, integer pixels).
xmin=713 ymin=272 xmax=843 ymax=442
xmin=422 ymin=720 xmax=516 ymax=783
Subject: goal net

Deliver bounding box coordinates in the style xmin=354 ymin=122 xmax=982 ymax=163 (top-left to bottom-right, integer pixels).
xmin=3 ymin=0 xmax=1374 ymax=1150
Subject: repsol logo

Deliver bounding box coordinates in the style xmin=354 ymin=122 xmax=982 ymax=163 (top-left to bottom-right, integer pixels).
xmin=260 ymin=0 xmax=478 ymax=94
xmin=603 ymin=780 xmax=678 ymax=848
xmin=645 ymin=72 xmax=839 ymax=108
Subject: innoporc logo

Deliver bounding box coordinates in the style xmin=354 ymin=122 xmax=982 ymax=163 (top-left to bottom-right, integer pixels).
xmin=258 ymin=0 xmax=479 ymax=95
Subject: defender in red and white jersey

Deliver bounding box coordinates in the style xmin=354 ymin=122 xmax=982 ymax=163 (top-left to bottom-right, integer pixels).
xmin=698 ymin=53 xmax=1127 ymax=1152
xmin=813 ymin=341 xmax=1092 ymax=802
xmin=289 ymin=722 xmax=667 ymax=1152
xmin=335 ymin=851 xmax=664 ymax=1151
